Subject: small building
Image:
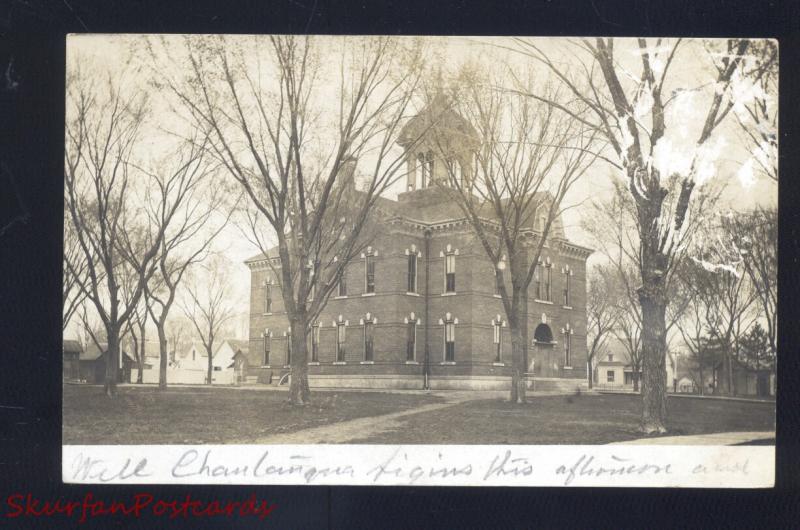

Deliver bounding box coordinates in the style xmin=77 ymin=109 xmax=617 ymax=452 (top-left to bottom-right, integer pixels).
xmin=63 ymin=339 xmax=82 ymax=381
xmin=79 ymin=342 xmax=135 ymax=384
xmin=593 ymin=344 xmax=678 ymax=392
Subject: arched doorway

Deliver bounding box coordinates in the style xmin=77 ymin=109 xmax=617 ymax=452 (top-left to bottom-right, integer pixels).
xmin=533 ymin=323 xmax=557 ymax=377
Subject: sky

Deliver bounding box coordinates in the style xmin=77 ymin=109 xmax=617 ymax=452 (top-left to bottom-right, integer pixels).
xmin=64 ymin=35 xmax=778 ymax=341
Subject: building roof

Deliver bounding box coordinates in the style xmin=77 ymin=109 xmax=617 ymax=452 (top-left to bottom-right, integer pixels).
xmin=224 ymin=339 xmax=250 ymax=355
xmin=63 ymin=339 xmax=83 ymax=355
xmin=397 ymin=93 xmax=480 ymax=152
xmin=80 ymin=342 xmax=135 ymax=362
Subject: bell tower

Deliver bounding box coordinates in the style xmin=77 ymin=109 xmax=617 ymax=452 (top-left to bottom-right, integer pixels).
xmin=396 ymin=93 xmax=480 ymax=193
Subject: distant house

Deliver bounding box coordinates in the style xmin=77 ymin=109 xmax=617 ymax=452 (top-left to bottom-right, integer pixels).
xmin=710 ymin=357 xmax=775 ymax=397
xmin=593 ymin=342 xmax=678 ymax=392
xmin=676 ymin=376 xmax=696 ymax=394
xmin=78 ymin=342 xmax=135 ymax=384
xmin=134 ymin=339 xmax=250 ymax=385
xmin=63 ymin=339 xmax=82 ymax=381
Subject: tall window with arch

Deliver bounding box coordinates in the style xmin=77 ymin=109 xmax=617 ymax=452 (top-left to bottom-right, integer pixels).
xmin=442 ymin=314 xmax=457 ymax=362
xmin=407 ymin=248 xmax=418 ymax=293
xmin=492 ymin=317 xmax=503 ymax=363
xmin=534 ymin=264 xmax=542 ymax=300
xmin=363 ymin=315 xmax=375 ymax=361
xmin=563 ymin=324 xmax=573 ymax=367
xmin=262 ymin=330 xmax=271 ymax=366
xmin=264 ymin=281 xmax=273 ymax=313
xmin=336 ymin=321 xmax=346 ymax=362
xmin=311 ymin=323 xmax=320 ymax=362
xmin=338 ymin=269 xmax=347 ymax=297
xmin=417 ymin=151 xmax=434 ymax=187
xmin=405 ymin=313 xmax=417 ymax=361
xmin=364 ymin=250 xmax=376 ymax=294
xmin=544 ymin=262 xmax=552 ymax=301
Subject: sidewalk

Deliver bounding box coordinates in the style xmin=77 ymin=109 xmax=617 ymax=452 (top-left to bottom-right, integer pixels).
xmin=612 ymin=431 xmax=775 ymax=445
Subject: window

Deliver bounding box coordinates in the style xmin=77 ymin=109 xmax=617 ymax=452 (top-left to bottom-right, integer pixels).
xmin=608 ymin=354 xmax=614 ymax=362
xmin=534 ymin=266 xmax=542 ymax=299
xmin=445 ymin=253 xmax=456 ymax=293
xmin=544 ymin=264 xmax=552 ymax=301
xmin=286 ymin=330 xmax=292 ymax=366
xmin=444 ymin=321 xmax=456 ymax=361
xmin=365 ymin=254 xmax=375 ymax=293
xmin=564 ymin=332 xmax=571 ymax=367
xmin=493 ymin=320 xmax=502 ymax=363
xmin=607 ymin=370 xmax=615 ymax=383
xmin=563 ymin=268 xmax=571 ymax=306
xmin=311 ymin=324 xmax=320 ymax=362
xmin=363 ymin=320 xmax=374 ymax=361
xmin=407 ymin=253 xmax=417 ymax=293
xmin=336 ymin=323 xmax=346 ymax=362
xmin=418 ymin=151 xmax=434 ymax=187
xmin=213 ymin=366 xmax=222 ymax=372
xmin=406 ymin=320 xmax=416 ymax=361
xmin=494 ymin=269 xmax=503 ymax=296
xmin=264 ymin=282 xmax=272 ymax=313
xmin=263 ymin=332 xmax=271 ymax=366
xmin=338 ymin=271 xmax=347 ymax=297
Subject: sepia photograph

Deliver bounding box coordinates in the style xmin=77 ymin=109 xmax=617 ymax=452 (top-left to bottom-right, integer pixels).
xmin=61 ymin=34 xmax=777 ymax=486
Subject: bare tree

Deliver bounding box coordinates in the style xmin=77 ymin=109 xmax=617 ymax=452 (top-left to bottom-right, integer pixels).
xmin=153 ymin=35 xmax=426 ymax=404
xmin=136 ymin=143 xmax=228 ymax=390
xmin=125 ymin=299 xmax=147 ymax=384
xmin=63 ymin=218 xmax=90 ymax=332
xmin=183 ymin=258 xmax=236 ymax=386
xmin=433 ymin=67 xmax=598 ymax=403
xmin=516 ymin=37 xmax=772 ymax=431
xmin=680 ymin=217 xmax=758 ymax=395
xmin=586 ymin=263 xmax=621 ymax=389
xmin=735 ymin=40 xmax=778 ymax=183
xmin=730 ymin=206 xmax=777 ymax=355
xmin=64 ymin=69 xmax=170 ymax=397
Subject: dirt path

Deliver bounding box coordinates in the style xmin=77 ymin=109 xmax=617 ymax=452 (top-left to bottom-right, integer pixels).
xmin=249 ymin=391 xmax=484 ymax=444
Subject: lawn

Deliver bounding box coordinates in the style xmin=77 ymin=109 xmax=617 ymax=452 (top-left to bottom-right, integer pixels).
xmin=347 ymin=393 xmax=776 ymax=445
xmin=62 ymin=384 xmax=443 ymax=444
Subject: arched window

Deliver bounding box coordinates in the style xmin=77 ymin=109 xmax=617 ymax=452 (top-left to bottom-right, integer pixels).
xmin=492 ymin=315 xmax=505 ymax=363
xmin=562 ymin=324 xmax=573 ymax=367
xmin=333 ymin=316 xmax=348 ymax=362
xmin=405 ymin=313 xmax=418 ymax=361
xmin=441 ymin=244 xmax=459 ymax=294
xmin=362 ymin=247 xmax=378 ymax=294
xmin=439 ymin=313 xmax=458 ymax=362
xmin=562 ymin=265 xmax=572 ymax=306
xmin=534 ymin=323 xmax=553 ymax=344
xmin=264 ymin=279 xmax=273 ymax=313
xmin=418 ymin=151 xmax=434 ymax=187
xmin=285 ymin=328 xmax=292 ymax=366
xmin=361 ymin=313 xmax=376 ymax=362
xmin=262 ymin=330 xmax=272 ymax=366
xmin=405 ymin=245 xmax=421 ymax=294
xmin=310 ymin=323 xmax=320 ymax=362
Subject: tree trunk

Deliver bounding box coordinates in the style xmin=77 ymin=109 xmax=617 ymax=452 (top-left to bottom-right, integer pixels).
xmin=157 ymin=325 xmax=168 ymax=390
xmin=632 ymin=370 xmax=640 ymax=393
xmin=104 ymin=328 xmax=120 ymax=397
xmin=207 ymin=345 xmax=214 ymax=385
xmin=638 ymin=289 xmax=668 ymax=434
xmin=587 ymin=358 xmax=594 ymax=389
xmin=289 ymin=314 xmax=311 ymax=405
xmin=136 ymin=322 xmax=145 ymax=384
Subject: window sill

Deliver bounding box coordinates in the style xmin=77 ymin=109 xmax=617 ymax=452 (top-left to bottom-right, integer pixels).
xmin=406 ymin=292 xmax=420 ymax=296
xmin=440 ymin=361 xmax=456 ymax=365
xmin=308 ymin=362 xmax=320 ymax=366
xmin=333 ymin=361 xmax=347 ymax=365
xmin=262 ymin=313 xmax=273 ymax=316
xmin=360 ymin=361 xmax=375 ymax=365
xmin=361 ymin=292 xmax=376 ymax=297
xmin=563 ymin=366 xmax=573 ymax=370
xmin=493 ymin=294 xmax=502 ymax=298
xmin=405 ymin=361 xmax=419 ymax=365
xmin=563 ymin=305 xmax=573 ymax=310
xmin=534 ymin=299 xmax=553 ymax=305
xmin=261 ymin=365 xmax=271 ymax=369
xmin=282 ymin=365 xmax=290 ymax=369
xmin=492 ymin=362 xmax=505 ymax=367
xmin=441 ymin=292 xmax=457 ymax=297
xmin=334 ymin=295 xmax=348 ymax=300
